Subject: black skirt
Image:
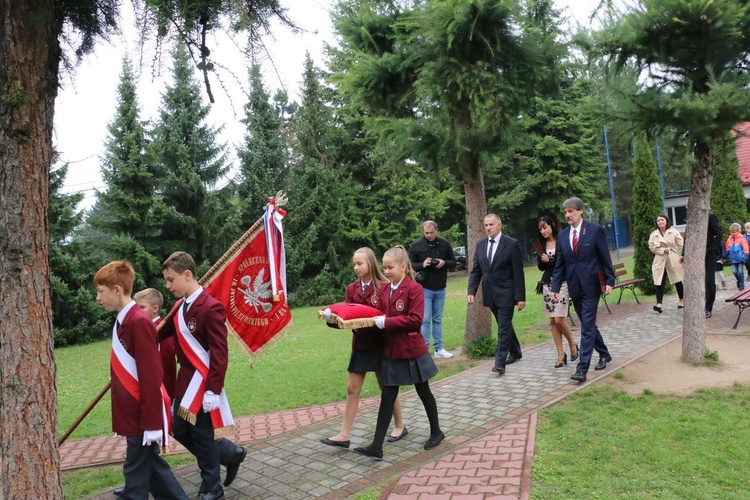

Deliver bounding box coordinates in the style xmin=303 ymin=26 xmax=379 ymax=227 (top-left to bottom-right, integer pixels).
xmin=380 ymin=353 xmax=438 ymax=387
xmin=347 ymin=349 xmax=383 ymax=373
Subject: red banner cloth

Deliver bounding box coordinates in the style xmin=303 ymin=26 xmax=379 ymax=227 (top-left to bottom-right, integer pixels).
xmin=205 ymin=211 xmax=291 ymax=354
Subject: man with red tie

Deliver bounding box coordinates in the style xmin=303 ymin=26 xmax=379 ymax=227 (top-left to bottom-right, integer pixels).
xmin=550 ymin=198 xmax=615 ymax=383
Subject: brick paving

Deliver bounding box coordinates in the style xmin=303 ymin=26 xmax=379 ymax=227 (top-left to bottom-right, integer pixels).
xmin=77 ymin=289 xmax=733 ymax=499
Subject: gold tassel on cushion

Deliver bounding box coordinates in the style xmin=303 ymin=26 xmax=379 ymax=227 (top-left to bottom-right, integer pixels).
xmin=333 ymin=316 xmax=377 ymax=330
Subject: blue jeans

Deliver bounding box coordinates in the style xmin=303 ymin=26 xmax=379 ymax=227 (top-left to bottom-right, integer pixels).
xmin=422 ymin=288 xmax=446 ymax=351
xmin=731 ymin=263 xmax=745 ymax=289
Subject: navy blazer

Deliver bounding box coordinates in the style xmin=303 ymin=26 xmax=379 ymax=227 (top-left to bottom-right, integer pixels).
xmin=467 ymin=234 xmax=526 ymax=308
xmin=551 ymin=220 xmax=615 ymax=300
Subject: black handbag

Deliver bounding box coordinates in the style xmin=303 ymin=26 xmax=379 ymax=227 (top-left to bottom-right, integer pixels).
xmin=535 ymin=280 xmax=545 ymax=295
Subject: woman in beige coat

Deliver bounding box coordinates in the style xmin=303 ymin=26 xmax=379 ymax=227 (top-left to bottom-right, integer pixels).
xmin=648 ymin=214 xmax=684 ymax=312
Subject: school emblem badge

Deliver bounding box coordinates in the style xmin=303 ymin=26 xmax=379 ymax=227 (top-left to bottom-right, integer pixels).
xmin=396 ymin=299 xmax=405 ymax=312
xmin=370 ymin=293 xmax=379 ymax=306
xmin=188 ymin=318 xmax=197 ymax=332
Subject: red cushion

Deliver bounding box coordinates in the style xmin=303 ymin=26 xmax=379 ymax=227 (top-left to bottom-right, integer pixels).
xmin=327 ymin=302 xmax=381 ymax=320
xmin=319 ymin=302 xmax=382 ymax=329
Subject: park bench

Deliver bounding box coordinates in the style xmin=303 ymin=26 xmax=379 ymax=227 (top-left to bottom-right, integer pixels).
xmin=601 ymin=262 xmax=646 ymax=313
xmin=725 ymin=288 xmax=750 ymax=329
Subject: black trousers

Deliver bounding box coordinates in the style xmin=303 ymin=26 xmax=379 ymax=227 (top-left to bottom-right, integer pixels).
xmin=490 ymin=306 xmax=521 ymax=369
xmin=172 ymin=398 xmax=239 ymax=495
xmin=120 ymin=436 xmax=187 ymax=500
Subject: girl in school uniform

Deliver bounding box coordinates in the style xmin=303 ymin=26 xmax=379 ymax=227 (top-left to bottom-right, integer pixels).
xmin=321 ymin=248 xmax=407 ymax=448
xmin=353 ymin=245 xmax=444 ymax=459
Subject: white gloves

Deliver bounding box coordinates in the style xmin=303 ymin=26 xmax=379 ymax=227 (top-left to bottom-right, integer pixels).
xmin=203 ymin=390 xmax=220 ymax=413
xmin=322 ymin=307 xmax=332 ymax=323
xmin=374 ymin=316 xmax=385 ymax=329
xmin=143 ymin=429 xmax=162 ymax=447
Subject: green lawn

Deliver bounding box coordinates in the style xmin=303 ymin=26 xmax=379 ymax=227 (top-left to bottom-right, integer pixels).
xmin=532 ymin=383 xmax=750 ymax=498
xmin=56 ymin=255 xmax=650 ymax=440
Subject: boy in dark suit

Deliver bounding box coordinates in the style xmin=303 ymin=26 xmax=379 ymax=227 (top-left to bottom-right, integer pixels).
xmin=160 ymin=252 xmax=246 ymax=500
xmin=550 ymin=197 xmax=615 ymax=382
xmin=467 ymin=214 xmax=526 ymax=376
xmin=94 ymin=261 xmax=187 ymax=499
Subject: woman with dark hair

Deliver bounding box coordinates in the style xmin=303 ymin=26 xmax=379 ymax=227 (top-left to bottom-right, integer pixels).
xmin=648 ymin=214 xmax=684 ymax=312
xmin=536 ymin=215 xmax=578 ymax=368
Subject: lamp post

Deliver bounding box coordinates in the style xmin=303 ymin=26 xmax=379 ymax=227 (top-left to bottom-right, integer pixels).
xmin=603 ymin=120 xmax=620 ymax=261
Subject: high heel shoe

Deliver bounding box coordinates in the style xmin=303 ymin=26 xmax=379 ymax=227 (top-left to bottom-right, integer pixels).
xmin=554 ymin=352 xmax=567 ymax=368
xmin=570 ymin=344 xmax=579 ymax=362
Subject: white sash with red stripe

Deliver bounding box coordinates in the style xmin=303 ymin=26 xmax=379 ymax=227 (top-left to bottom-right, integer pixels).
xmin=175 ymin=304 xmax=234 ymax=432
xmin=111 ymin=323 xmax=172 ymax=449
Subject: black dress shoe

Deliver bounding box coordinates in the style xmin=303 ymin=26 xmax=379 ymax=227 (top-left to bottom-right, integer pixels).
xmin=570 ymin=371 xmax=586 ymax=382
xmin=223 ymin=446 xmax=247 ymax=487
xmin=320 ymin=437 xmax=350 ymax=448
xmin=196 ymin=490 xmax=225 ymax=500
xmin=595 ymin=355 xmax=612 ymax=371
xmin=506 ymin=354 xmax=522 ymax=364
xmin=653 ymin=305 xmax=662 ymax=313
xmin=112 ymin=487 xmax=123 ymax=496
xmin=353 ymin=446 xmax=383 ymax=460
xmin=424 ymin=431 xmax=445 ymax=450
xmin=386 ymin=426 xmax=408 ymax=443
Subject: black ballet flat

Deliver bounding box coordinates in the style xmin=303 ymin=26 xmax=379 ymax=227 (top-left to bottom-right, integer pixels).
xmin=554 ymin=352 xmax=567 ymax=369
xmin=653 ymin=305 xmax=662 ymax=313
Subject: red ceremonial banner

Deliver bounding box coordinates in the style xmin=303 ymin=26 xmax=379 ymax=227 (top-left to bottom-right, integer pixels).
xmin=205 ymin=218 xmax=292 ymax=354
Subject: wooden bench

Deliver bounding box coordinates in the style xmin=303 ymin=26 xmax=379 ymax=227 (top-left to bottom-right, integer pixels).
xmin=601 ymin=262 xmax=646 ymax=313
xmin=725 ymin=288 xmax=750 ymax=328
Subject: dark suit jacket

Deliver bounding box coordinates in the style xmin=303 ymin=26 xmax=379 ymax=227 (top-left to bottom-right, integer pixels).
xmin=467 ymin=234 xmax=526 ymax=308
xmin=159 ymin=290 xmax=229 ymax=397
xmin=346 ymin=280 xmax=385 ymax=351
xmin=111 ymin=305 xmax=163 ymax=436
xmin=375 ymin=276 xmax=427 ymax=359
xmin=551 ymin=221 xmax=615 ymax=299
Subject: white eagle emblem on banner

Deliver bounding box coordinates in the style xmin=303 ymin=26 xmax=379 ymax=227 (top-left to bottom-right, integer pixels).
xmin=239 ymin=268 xmax=273 ymax=313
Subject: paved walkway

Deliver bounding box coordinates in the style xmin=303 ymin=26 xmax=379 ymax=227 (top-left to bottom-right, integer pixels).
xmin=75 ymin=289 xmax=734 ymax=499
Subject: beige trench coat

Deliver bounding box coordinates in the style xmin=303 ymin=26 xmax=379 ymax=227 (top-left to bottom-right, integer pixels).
xmin=648 ymin=227 xmax=684 ymax=285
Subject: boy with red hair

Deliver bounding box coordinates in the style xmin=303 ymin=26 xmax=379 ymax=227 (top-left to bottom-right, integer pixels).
xmin=94 ymin=261 xmax=186 ymax=499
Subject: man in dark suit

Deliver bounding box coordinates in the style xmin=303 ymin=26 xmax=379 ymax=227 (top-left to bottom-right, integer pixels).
xmin=467 ymin=214 xmax=526 ymax=376
xmin=704 ymin=211 xmax=723 ymax=318
xmin=550 ymin=197 xmax=615 ymax=383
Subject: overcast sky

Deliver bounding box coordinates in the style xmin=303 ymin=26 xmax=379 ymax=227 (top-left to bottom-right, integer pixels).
xmin=56 ymin=0 xmax=606 ymax=209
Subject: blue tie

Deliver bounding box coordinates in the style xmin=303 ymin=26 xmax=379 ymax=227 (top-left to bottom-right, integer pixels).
xmin=488 ymin=239 xmax=495 ymax=263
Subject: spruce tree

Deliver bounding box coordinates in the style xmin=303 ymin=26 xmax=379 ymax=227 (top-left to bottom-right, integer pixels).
xmin=237 ymin=64 xmax=288 ymax=226
xmin=711 ymin=133 xmax=750 ymax=230
xmin=49 ymin=163 xmax=109 ymax=346
xmin=92 ymin=56 xmax=164 ymax=287
xmin=284 ymin=55 xmax=352 ymax=305
xmin=631 ymin=134 xmax=664 ymax=295
xmin=150 ymin=42 xmax=229 ymax=264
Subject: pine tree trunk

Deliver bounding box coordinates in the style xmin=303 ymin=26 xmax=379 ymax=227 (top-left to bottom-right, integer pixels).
xmin=681 ymin=140 xmax=713 ymax=363
xmin=0 ymin=0 xmax=63 ymax=497
xmin=462 ymin=168 xmax=493 ymax=347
